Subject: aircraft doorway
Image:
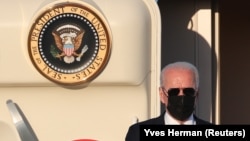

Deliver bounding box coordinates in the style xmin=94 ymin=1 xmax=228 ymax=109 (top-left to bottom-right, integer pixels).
xmin=219 ymin=0 xmax=250 ymax=124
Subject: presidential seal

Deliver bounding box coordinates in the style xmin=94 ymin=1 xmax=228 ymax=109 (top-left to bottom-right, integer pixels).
xmin=28 ymin=2 xmax=112 ymax=86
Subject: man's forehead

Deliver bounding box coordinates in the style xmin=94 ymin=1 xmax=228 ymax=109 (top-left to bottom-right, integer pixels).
xmin=165 ymin=68 xmax=193 ymax=75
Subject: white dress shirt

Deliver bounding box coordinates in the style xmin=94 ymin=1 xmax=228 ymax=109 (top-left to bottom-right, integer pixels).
xmin=164 ymin=112 xmax=196 ymax=125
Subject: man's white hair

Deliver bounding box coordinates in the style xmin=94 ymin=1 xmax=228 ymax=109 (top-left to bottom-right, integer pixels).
xmin=160 ymin=61 xmax=199 ymax=89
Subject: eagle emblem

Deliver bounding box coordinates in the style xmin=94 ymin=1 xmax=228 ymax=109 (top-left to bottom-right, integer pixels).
xmin=51 ymin=24 xmax=88 ymax=64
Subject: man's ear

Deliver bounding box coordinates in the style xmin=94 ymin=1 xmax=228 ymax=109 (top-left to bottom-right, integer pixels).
xmin=196 ymin=91 xmax=199 ymax=97
xmin=159 ymin=87 xmax=167 ymax=104
xmin=195 ymin=92 xmax=199 ymax=104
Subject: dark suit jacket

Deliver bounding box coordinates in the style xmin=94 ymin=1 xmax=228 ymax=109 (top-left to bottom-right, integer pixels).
xmin=125 ymin=111 xmax=212 ymax=141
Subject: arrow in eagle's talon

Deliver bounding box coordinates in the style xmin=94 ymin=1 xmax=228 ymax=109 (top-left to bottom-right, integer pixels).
xmin=76 ymin=45 xmax=88 ymax=61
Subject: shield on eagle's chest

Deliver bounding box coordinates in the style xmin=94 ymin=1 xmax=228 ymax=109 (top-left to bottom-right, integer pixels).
xmin=63 ymin=44 xmax=74 ymax=56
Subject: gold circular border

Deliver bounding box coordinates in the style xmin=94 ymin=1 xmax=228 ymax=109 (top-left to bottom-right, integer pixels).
xmin=28 ymin=3 xmax=112 ymax=86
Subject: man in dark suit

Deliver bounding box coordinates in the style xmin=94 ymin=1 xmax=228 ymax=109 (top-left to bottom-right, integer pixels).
xmin=125 ymin=61 xmax=213 ymax=141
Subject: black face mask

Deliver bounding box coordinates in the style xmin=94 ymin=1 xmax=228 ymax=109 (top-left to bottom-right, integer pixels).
xmin=167 ymin=95 xmax=195 ymax=121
